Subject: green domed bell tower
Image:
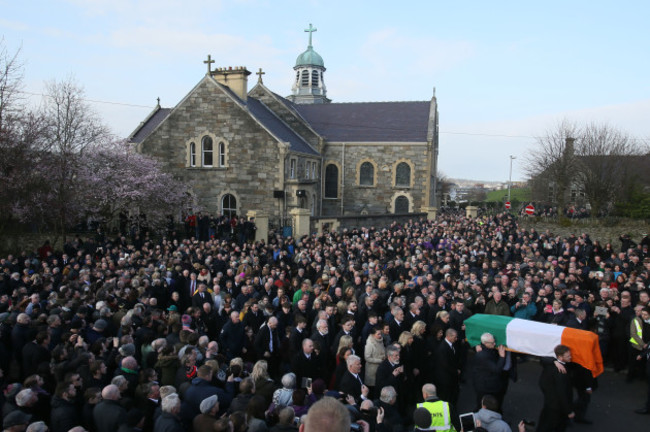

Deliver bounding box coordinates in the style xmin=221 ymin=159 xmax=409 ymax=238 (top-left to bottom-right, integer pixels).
xmin=287 ymin=24 xmax=330 ymax=104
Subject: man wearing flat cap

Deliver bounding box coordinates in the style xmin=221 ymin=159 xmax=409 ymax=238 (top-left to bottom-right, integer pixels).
xmin=3 ymin=410 xmax=32 ymax=432
xmin=193 ymin=395 xmax=219 ymax=432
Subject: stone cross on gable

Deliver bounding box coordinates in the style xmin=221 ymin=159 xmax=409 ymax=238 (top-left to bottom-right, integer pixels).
xmin=256 ymin=68 xmax=265 ymax=84
xmin=305 ymin=23 xmax=317 ymax=47
xmin=203 ymin=55 xmax=215 ymax=74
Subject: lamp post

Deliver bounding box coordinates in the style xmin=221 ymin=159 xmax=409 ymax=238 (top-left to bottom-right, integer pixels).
xmin=508 ymin=155 xmax=516 ymax=204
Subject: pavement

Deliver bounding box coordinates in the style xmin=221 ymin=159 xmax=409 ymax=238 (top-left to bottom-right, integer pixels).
xmin=455 ymin=354 xmax=649 ymax=431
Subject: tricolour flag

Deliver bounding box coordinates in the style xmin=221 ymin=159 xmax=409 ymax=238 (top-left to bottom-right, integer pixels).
xmin=465 ymin=314 xmax=603 ymax=377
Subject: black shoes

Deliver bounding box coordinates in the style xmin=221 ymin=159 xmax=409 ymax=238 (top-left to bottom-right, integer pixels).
xmin=634 ymin=408 xmax=650 ymax=415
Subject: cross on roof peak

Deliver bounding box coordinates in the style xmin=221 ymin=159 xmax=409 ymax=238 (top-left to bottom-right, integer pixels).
xmin=256 ymin=68 xmax=265 ymax=84
xmin=203 ymin=54 xmax=215 ymax=74
xmin=305 ymin=23 xmax=317 ymax=48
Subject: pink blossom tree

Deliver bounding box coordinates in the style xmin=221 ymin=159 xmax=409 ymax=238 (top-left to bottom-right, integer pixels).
xmin=78 ymin=140 xmax=191 ymax=232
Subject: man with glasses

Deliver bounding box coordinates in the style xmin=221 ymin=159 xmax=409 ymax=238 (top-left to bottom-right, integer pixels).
xmin=472 ymin=332 xmax=507 ymax=411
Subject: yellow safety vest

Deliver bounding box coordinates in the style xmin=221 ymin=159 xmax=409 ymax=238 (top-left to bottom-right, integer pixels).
xmin=630 ymin=317 xmax=643 ymax=346
xmin=416 ymin=400 xmax=455 ymax=432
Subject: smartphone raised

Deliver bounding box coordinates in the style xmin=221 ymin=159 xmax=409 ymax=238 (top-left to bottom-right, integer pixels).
xmin=459 ymin=413 xmax=476 ymax=432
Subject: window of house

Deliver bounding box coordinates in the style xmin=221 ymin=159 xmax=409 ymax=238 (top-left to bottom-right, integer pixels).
xmin=360 ymin=162 xmax=374 ymax=186
xmin=290 ymin=158 xmax=297 ymax=179
xmin=189 ymin=142 xmax=196 ymax=167
xmin=222 ymin=194 xmax=236 ymax=218
xmin=396 ymin=162 xmax=411 ymax=187
xmin=324 ymin=164 xmax=338 ymax=198
xmin=202 ymin=136 xmax=213 ymax=167
xmin=301 ymin=70 xmax=309 ymax=86
xmin=218 ymin=142 xmax=226 ymax=167
xmin=311 ymin=70 xmax=319 ymax=86
xmin=305 ymin=161 xmax=310 ymax=179
xmin=296 ymin=71 xmax=300 ymax=84
xmin=312 ymin=162 xmax=317 ymax=179
xmin=395 ymin=195 xmax=410 ymax=213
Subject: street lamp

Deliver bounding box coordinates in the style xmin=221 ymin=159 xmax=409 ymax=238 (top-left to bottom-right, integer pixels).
xmin=508 ymin=155 xmax=516 ymax=203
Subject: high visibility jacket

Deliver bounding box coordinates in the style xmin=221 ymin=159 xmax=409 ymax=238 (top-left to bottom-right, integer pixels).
xmin=416 ymin=400 xmax=455 ymax=432
xmin=630 ymin=317 xmax=643 ymax=350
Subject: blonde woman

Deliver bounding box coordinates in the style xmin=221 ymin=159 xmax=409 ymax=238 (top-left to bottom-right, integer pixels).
xmin=336 ymin=335 xmax=354 ymax=355
xmin=364 ymin=325 xmax=386 ymax=393
xmin=410 ymin=320 xmax=428 ymax=386
xmin=251 ymin=360 xmax=277 ymax=406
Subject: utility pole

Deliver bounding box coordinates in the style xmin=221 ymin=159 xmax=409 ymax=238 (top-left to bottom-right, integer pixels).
xmin=508 ymin=155 xmax=516 ymax=203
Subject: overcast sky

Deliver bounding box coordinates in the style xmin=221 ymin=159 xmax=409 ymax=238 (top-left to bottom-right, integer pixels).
xmin=2 ymin=0 xmax=649 ymax=182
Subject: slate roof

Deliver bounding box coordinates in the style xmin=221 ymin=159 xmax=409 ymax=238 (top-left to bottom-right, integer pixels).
xmin=246 ymin=98 xmax=318 ymax=156
xmin=293 ymin=101 xmax=431 ymax=142
xmin=130 ymin=108 xmax=172 ymax=144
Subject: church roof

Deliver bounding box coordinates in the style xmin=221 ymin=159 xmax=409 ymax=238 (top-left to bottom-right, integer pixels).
xmin=295 ymin=46 xmax=324 ymax=68
xmin=246 ymin=98 xmax=318 ymax=155
xmin=130 ymin=108 xmax=172 ymax=144
xmin=293 ymin=101 xmax=431 ymax=142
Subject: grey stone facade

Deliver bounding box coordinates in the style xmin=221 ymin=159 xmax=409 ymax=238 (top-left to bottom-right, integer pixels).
xmin=136 ymin=77 xmax=286 ymax=216
xmin=131 ymin=68 xmax=438 ymax=222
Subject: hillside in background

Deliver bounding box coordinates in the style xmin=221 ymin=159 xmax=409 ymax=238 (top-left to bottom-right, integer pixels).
xmin=485 ymin=187 xmax=531 ymax=202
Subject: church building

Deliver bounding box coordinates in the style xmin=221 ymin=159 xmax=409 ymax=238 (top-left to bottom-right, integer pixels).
xmin=130 ymin=25 xmax=439 ymax=223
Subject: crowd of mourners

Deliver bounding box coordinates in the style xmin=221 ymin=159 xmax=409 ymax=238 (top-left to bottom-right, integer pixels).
xmin=0 ymin=211 xmax=649 ymax=432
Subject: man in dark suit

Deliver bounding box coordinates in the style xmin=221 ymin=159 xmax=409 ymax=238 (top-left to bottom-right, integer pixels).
xmin=311 ymin=319 xmax=332 ymax=381
xmin=338 ymin=354 xmax=369 ymax=404
xmin=330 ymin=315 xmax=355 ymax=354
xmin=254 ymin=316 xmax=281 ymax=379
xmin=389 ymin=306 xmax=406 ymax=343
xmin=191 ymin=283 xmax=212 ymax=309
xmin=433 ymin=328 xmax=460 ymax=406
xmin=375 ymin=344 xmax=405 ymax=394
xmin=472 ymin=332 xmax=506 ymax=410
xmin=291 ymin=338 xmax=320 ymax=386
xmin=537 ymin=345 xmax=575 ymax=432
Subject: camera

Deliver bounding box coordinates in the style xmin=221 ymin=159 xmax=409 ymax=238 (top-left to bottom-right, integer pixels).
xmin=349 ymin=423 xmax=362 ymax=431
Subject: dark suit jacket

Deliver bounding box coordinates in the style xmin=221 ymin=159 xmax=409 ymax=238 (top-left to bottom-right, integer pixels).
xmin=311 ymin=332 xmax=332 ymax=379
xmin=539 ymin=359 xmax=573 ymax=415
xmin=191 ymin=291 xmax=212 ymax=309
xmin=389 ymin=318 xmax=405 ymax=343
xmin=375 ymin=359 xmax=403 ymax=393
xmin=339 ymin=370 xmax=363 ymax=402
xmin=254 ymin=324 xmax=281 ymax=359
xmin=434 ymin=340 xmax=460 ymax=389
xmin=472 ymin=345 xmax=505 ymax=394
xmin=291 ymin=352 xmax=320 ymax=385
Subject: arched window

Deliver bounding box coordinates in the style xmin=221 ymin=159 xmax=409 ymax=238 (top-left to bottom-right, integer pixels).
xmin=295 ymin=71 xmax=300 ymax=84
xmin=301 ymin=70 xmax=309 ymax=86
xmin=189 ymin=142 xmax=196 ymax=167
xmin=202 ymin=136 xmax=213 ymax=167
xmin=324 ymin=164 xmax=338 ymax=198
xmin=218 ymin=142 xmax=226 ymax=167
xmin=359 ymin=162 xmax=374 ymax=186
xmin=395 ymin=195 xmax=410 ymax=213
xmin=396 ymin=162 xmax=411 ymax=187
xmin=222 ymin=194 xmax=237 ymax=218
xmin=311 ymin=70 xmax=319 ymax=86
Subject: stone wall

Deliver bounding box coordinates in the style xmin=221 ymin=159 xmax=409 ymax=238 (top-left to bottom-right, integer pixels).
xmin=139 ymin=78 xmax=284 ymax=218
xmin=322 ymin=143 xmax=429 ymax=216
xmin=312 ymin=212 xmax=428 ymax=233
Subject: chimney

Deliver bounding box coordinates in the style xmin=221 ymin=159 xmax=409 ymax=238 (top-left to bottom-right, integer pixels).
xmin=564 ymin=137 xmax=575 ymax=158
xmin=212 ymin=66 xmax=251 ymax=101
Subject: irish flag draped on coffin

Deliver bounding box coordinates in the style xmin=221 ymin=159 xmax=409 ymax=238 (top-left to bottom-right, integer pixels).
xmin=464 ymin=314 xmax=604 ymax=377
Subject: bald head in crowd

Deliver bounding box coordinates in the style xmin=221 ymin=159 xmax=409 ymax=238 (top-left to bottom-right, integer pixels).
xmin=101 ymin=384 xmax=121 ymax=401
xmin=301 ymin=397 xmax=351 ymax=432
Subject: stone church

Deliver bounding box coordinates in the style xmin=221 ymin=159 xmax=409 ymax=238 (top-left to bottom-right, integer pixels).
xmin=130 ymin=26 xmax=439 ymax=223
